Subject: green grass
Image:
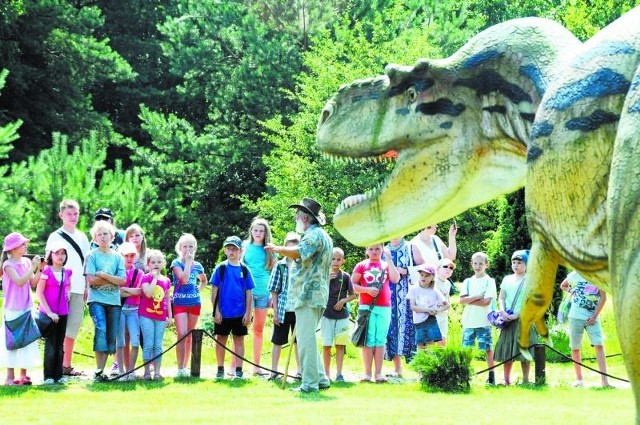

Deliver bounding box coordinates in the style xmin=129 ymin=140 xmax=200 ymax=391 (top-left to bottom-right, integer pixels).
xmin=0 ymin=292 xmax=634 ymax=424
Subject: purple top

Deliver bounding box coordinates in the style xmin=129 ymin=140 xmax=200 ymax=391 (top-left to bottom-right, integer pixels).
xmin=2 ymin=258 xmax=34 ymax=310
xmin=39 ymin=266 xmax=72 ymax=315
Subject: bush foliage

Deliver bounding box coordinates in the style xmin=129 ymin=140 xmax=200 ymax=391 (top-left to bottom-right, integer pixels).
xmin=411 ymin=346 xmax=474 ymax=393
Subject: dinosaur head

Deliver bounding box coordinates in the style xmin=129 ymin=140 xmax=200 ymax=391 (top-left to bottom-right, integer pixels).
xmin=317 ymin=18 xmax=579 ymax=246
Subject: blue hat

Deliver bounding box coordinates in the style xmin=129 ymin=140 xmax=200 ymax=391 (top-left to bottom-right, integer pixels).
xmin=223 ymin=236 xmax=242 ymax=249
xmin=512 ymin=249 xmax=530 ymax=264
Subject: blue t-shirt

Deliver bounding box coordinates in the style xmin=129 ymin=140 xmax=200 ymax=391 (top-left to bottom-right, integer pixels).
xmin=210 ymin=261 xmax=255 ymax=318
xmin=171 ymin=259 xmax=205 ymax=306
xmin=242 ymin=243 xmax=271 ymax=297
xmin=85 ymin=249 xmax=126 ymax=305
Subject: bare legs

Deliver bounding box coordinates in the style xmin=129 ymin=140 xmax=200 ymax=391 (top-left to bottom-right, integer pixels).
xmin=362 ymin=346 xmax=384 ymax=381
xmin=323 ymin=345 xmax=346 ymax=379
xmin=572 ymin=345 xmax=609 ymax=387
xmin=391 ymin=354 xmax=403 ymax=376
xmin=216 ymin=335 xmax=245 ymax=371
xmin=175 ymin=312 xmax=199 ymax=370
xmin=252 ymin=307 xmax=267 ymax=374
xmin=62 ymin=337 xmax=75 ymax=369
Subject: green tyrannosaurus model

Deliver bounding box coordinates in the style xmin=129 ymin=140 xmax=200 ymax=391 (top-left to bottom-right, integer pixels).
xmin=317 ymin=8 xmax=640 ymax=420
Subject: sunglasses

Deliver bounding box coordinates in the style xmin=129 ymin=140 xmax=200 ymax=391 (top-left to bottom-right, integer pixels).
xmin=442 ymin=265 xmax=455 ymax=270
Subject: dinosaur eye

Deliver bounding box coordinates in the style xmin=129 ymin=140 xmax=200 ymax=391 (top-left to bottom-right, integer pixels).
xmin=407 ymin=87 xmax=418 ymax=103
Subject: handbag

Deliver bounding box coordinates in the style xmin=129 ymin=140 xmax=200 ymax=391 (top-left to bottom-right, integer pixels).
xmin=351 ymin=268 xmax=385 ymax=347
xmin=487 ymin=277 xmax=525 ymax=329
xmin=557 ymin=292 xmax=572 ymax=323
xmin=5 ymin=310 xmax=41 ymax=350
xmin=36 ymin=268 xmax=66 ymax=337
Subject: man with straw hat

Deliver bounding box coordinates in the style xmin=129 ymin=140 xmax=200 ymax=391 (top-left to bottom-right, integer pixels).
xmin=266 ymin=198 xmax=333 ymax=393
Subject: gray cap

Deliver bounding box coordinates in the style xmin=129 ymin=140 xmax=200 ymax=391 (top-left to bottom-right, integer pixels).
xmin=223 ymin=236 xmax=242 ymax=249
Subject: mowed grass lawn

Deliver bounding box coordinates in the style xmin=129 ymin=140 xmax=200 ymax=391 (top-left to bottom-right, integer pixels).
xmin=0 ymin=296 xmax=634 ymax=424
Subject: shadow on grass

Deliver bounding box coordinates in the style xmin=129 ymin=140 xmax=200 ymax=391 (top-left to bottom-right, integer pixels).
xmin=87 ymin=379 xmax=172 ymax=392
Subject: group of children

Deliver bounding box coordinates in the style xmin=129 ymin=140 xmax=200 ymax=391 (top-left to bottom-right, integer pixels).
xmin=0 ymin=207 xmax=611 ymax=387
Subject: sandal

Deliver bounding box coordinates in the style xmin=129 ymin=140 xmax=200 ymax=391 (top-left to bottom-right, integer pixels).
xmin=375 ymin=376 xmax=388 ymax=383
xmin=62 ymin=366 xmax=84 ymax=377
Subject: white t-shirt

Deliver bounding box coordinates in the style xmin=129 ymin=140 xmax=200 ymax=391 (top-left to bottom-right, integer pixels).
xmin=411 ymin=234 xmax=446 ymax=267
xmin=406 ymin=284 xmax=446 ymax=325
xmin=434 ymin=277 xmax=451 ymax=320
xmin=46 ymin=228 xmax=90 ymax=294
xmin=461 ymin=275 xmax=497 ymax=328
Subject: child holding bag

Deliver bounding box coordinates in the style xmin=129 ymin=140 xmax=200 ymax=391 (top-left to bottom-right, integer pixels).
xmin=0 ymin=232 xmax=43 ymax=385
xmin=36 ymin=241 xmax=72 ymax=384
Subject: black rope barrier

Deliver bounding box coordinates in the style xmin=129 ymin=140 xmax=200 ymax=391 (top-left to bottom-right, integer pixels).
xmin=106 ymin=329 xmax=193 ymax=382
xmin=201 ymin=329 xmax=301 ymax=380
xmin=474 ymin=343 xmax=629 ymax=383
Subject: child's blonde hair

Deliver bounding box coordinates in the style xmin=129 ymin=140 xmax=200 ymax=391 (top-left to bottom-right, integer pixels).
xmin=333 ymin=247 xmax=345 ymax=258
xmin=175 ymin=233 xmax=197 ymax=258
xmin=471 ymin=252 xmax=490 ymax=264
xmin=146 ymin=249 xmax=166 ymax=268
xmin=246 ymin=217 xmax=276 ymax=270
xmin=125 ymin=223 xmax=147 ymax=258
xmin=90 ymin=220 xmax=115 ymax=240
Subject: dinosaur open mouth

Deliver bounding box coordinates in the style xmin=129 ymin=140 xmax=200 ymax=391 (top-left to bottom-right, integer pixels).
xmin=323 ymin=150 xmax=398 ymax=214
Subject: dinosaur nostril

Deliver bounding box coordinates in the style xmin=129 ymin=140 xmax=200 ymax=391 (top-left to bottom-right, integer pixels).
xmin=320 ymin=109 xmax=331 ymax=125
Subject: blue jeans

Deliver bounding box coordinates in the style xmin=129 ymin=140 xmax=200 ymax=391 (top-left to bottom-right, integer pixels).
xmin=117 ymin=307 xmax=140 ymax=348
xmin=89 ymin=302 xmax=121 ymax=354
xmin=139 ymin=316 xmax=166 ymax=364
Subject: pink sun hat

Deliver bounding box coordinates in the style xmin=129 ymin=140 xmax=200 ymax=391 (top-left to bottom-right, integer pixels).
xmin=3 ymin=232 xmax=30 ymax=252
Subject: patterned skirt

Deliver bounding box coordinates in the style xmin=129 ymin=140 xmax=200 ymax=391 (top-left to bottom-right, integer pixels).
xmin=384 ymin=276 xmax=416 ymax=362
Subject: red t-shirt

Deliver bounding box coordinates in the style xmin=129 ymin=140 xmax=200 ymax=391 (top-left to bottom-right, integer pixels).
xmin=353 ymin=259 xmax=391 ymax=307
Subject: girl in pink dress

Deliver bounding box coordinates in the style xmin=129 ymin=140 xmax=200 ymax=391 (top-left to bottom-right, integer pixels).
xmin=0 ymin=232 xmax=43 ymax=385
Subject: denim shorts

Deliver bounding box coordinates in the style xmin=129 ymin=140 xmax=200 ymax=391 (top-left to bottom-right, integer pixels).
xmin=414 ymin=316 xmax=442 ymax=345
xmin=89 ymin=302 xmax=121 ymax=354
xmin=462 ymin=326 xmax=493 ymax=351
xmin=253 ymin=293 xmax=270 ymax=309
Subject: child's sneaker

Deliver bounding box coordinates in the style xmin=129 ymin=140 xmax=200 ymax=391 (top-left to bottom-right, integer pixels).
xmin=335 ymin=374 xmax=345 ymax=382
xmin=234 ymin=370 xmax=244 ymax=380
xmin=93 ymin=370 xmax=108 ymax=383
xmin=572 ymin=380 xmax=584 ymax=388
xmin=216 ymin=370 xmax=225 ymax=379
xmin=42 ymin=378 xmax=56 ymax=385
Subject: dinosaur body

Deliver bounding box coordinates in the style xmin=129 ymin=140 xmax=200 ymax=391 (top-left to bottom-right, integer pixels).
xmin=317 ymin=8 xmax=640 ymax=421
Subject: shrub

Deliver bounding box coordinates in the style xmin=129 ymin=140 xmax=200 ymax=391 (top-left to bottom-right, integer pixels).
xmin=410 ymin=346 xmax=474 ymax=393
xmin=545 ymin=322 xmax=572 ymax=363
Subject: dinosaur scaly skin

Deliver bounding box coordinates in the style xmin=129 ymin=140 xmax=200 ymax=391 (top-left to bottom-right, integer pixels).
xmin=519 ymin=8 xmax=640 ymax=415
xmin=318 ymin=8 xmax=640 ymax=420
xmin=318 ymin=18 xmax=580 ymax=245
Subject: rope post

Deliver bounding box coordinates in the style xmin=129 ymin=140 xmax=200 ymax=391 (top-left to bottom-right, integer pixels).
xmin=190 ymin=329 xmax=204 ymax=378
xmin=534 ymin=344 xmax=546 ymax=385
